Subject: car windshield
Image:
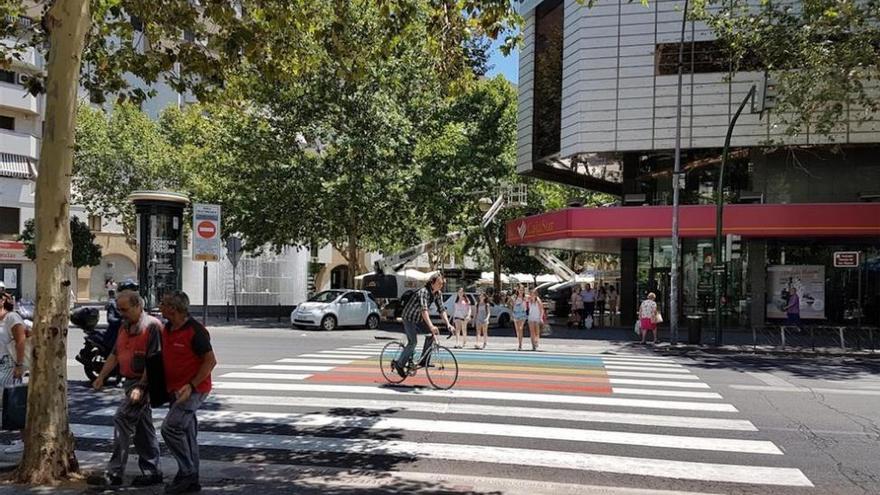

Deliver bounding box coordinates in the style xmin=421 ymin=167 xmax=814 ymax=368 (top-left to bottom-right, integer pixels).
xmin=308 ymin=291 xmax=342 ymax=303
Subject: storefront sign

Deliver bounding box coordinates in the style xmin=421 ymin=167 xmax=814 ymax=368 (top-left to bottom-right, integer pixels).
xmin=833 ymin=251 xmax=860 ymax=268
xmin=766 ymin=265 xmax=826 ymax=320
xmin=0 ymin=241 xmax=27 ymax=262
xmin=192 ymin=203 xmax=221 ymax=262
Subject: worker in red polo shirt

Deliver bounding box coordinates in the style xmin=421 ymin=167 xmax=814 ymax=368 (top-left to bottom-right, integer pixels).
xmin=88 ymin=290 xmax=163 ymax=488
xmin=158 ymin=291 xmax=217 ymax=495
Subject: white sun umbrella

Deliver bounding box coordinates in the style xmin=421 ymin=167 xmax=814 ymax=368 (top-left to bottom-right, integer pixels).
xmin=535 ymin=273 xmax=562 ymax=284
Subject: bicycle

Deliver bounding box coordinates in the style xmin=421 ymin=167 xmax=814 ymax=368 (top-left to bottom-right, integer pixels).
xmin=379 ymin=329 xmax=459 ymax=390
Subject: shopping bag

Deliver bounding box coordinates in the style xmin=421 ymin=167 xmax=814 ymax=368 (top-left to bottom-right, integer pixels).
xmin=146 ymin=352 xmax=170 ymax=408
xmin=584 ymin=315 xmax=593 ymax=330
xmin=634 ymin=321 xmax=642 ymax=335
xmin=2 ymin=381 xmax=28 ymax=431
xmin=653 ymin=312 xmax=664 ymax=324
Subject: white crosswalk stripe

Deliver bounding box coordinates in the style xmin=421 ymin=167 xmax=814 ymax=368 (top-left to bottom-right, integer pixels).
xmin=67 ymin=343 xmax=812 ymax=490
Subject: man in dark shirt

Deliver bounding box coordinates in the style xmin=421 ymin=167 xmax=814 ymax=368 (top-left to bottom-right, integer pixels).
xmin=89 ymin=290 xmax=163 ymax=487
xmin=395 ymin=273 xmax=452 ymax=377
xmin=159 ymin=291 xmax=217 ymax=494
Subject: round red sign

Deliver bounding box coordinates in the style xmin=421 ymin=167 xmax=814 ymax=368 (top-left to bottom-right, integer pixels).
xmin=197 ymin=221 xmax=217 ymax=239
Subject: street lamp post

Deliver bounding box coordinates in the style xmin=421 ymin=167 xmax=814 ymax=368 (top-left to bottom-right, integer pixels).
xmin=714 ymin=84 xmax=756 ymax=345
xmin=670 ymin=0 xmax=690 ymax=345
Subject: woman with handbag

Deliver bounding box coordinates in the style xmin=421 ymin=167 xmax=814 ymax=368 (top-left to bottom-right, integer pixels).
xmin=569 ymin=286 xmax=582 ymax=327
xmin=638 ymin=292 xmax=660 ymax=345
xmin=0 ymin=292 xmax=30 ymax=454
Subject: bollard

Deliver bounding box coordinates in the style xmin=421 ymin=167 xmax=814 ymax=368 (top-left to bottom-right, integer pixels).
xmin=226 ymin=301 xmax=230 ymax=322
xmin=278 ymin=302 xmax=281 ymax=322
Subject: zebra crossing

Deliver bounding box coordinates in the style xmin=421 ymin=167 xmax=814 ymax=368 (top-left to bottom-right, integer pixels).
xmin=68 ymin=341 xmax=814 ymax=493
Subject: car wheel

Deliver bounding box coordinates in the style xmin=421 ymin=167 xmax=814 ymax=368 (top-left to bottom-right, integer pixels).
xmin=321 ymin=315 xmax=337 ymax=331
xmin=497 ymin=313 xmax=510 ymax=328
xmin=366 ymin=314 xmax=380 ymax=330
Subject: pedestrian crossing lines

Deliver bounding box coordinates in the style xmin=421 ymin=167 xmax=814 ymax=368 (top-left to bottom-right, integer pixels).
xmin=69 ymin=341 xmax=814 ymax=492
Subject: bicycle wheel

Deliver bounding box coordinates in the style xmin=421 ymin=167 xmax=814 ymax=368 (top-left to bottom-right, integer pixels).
xmin=379 ymin=341 xmax=407 ymax=384
xmin=425 ymin=345 xmax=459 ymax=390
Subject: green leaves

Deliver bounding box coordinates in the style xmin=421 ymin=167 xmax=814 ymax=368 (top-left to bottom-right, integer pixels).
xmin=19 ymin=217 xmax=102 ymax=269
xmin=692 ymin=0 xmax=880 ymax=138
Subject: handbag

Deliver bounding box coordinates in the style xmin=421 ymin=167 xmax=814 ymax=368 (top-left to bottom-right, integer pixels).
xmin=146 ymin=351 xmax=170 ymax=408
xmin=652 ymin=312 xmax=664 ymax=324
xmin=2 ymin=379 xmax=28 ymax=431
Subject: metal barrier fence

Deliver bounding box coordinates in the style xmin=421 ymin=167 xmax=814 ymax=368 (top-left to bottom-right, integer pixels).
xmin=751 ymin=325 xmax=876 ymax=352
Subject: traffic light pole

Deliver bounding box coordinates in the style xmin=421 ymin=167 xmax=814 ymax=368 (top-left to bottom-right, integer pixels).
xmin=714 ymin=85 xmax=756 ymax=346
xmin=670 ymin=0 xmax=690 ymax=345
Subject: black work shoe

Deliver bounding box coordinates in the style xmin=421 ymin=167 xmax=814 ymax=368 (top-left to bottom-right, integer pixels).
xmin=391 ymin=360 xmax=406 ymax=378
xmin=132 ymin=473 xmax=164 ymax=486
xmin=86 ymin=472 xmax=123 ymax=487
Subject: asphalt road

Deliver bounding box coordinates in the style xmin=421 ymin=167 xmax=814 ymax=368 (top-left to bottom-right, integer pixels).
xmin=1 ymin=321 xmax=877 ymax=494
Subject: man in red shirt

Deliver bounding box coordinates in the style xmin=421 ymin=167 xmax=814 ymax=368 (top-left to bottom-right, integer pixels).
xmin=88 ymin=290 xmax=163 ymax=488
xmin=159 ymin=291 xmax=217 ymax=494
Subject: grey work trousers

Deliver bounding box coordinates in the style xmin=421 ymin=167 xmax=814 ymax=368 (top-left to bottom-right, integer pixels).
xmin=107 ymin=382 xmax=161 ymax=478
xmin=161 ymin=391 xmax=206 ymax=481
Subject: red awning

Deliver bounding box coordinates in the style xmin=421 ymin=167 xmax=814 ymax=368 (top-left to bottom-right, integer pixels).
xmin=506 ymin=203 xmax=880 ymax=248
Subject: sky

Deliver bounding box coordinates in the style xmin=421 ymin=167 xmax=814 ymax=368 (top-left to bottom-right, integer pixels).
xmin=486 ymin=40 xmax=519 ymax=83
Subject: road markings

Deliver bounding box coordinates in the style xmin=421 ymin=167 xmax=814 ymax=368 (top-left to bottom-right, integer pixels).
xmin=220 ymin=372 xmax=312 ymax=381
xmin=612 ymin=388 xmax=723 ymax=400
xmin=606 ymin=371 xmax=698 ymax=380
xmin=604 ymin=365 xmax=692 ymax=374
xmin=276 ymin=358 xmax=353 ymax=365
xmin=70 ymin=424 xmax=811 ymax=487
xmin=85 ymin=409 xmax=779 ymax=454
xmin=608 ymin=379 xmax=711 ymax=389
xmin=299 ymin=354 xmax=371 ymax=359
xmin=212 ymin=382 xmax=738 ymax=412
xmin=200 ymin=394 xmax=758 ymax=431
xmin=251 ymin=365 xmax=335 ymax=372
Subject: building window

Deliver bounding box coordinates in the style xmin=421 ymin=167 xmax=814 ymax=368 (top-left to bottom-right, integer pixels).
xmin=0 ymin=207 xmax=20 ymax=240
xmin=88 ymin=215 xmax=102 ymax=232
xmin=655 ymin=40 xmax=761 ymax=76
xmin=532 ymin=0 xmax=564 ymax=162
xmin=0 ymin=116 xmax=14 ymax=131
xmin=0 ymin=70 xmax=15 ymax=84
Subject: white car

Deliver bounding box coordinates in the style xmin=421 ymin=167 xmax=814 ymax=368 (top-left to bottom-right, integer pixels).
xmin=429 ymin=292 xmax=511 ymax=328
xmin=291 ymin=290 xmax=381 ymax=331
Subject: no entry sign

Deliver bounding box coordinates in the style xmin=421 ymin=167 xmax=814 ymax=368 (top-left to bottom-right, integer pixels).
xmin=192 ymin=204 xmax=221 ymax=261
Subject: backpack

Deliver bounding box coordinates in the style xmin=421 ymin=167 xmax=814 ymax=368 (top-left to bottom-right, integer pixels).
xmin=399 ymin=290 xmax=417 ymax=309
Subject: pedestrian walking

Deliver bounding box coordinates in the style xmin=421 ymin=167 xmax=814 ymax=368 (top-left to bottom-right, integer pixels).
xmin=580 ymin=284 xmax=596 ymax=329
xmin=474 ymin=292 xmax=491 ymax=349
xmin=596 ymin=285 xmax=607 ymax=328
xmin=785 ymin=287 xmax=801 ymax=330
xmin=452 ymin=288 xmax=471 ymax=349
xmin=88 ymin=290 xmax=164 ymax=487
xmin=569 ymin=286 xmax=583 ymax=328
xmin=159 ymin=291 xmax=217 ymax=494
xmin=638 ymin=292 xmax=659 ymax=345
xmin=527 ymin=288 xmax=545 ymax=351
xmin=0 ymin=292 xmax=29 ymax=455
xmin=511 ymin=285 xmax=528 ymax=351
xmin=607 ymin=285 xmax=619 ymax=326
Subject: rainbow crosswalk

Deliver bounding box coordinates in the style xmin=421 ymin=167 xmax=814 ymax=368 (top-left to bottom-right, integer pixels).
xmin=67 ymin=341 xmax=814 ymax=493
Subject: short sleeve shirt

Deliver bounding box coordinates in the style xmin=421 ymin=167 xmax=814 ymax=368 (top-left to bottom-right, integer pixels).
xmin=639 ymin=300 xmax=657 ymax=319
xmin=0 ymin=312 xmax=25 ymax=360
xmin=111 ymin=312 xmax=161 ymax=358
xmin=402 ymin=287 xmax=445 ymax=323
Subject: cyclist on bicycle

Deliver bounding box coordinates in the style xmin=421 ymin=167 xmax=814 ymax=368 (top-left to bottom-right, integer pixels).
xmin=393 ymin=272 xmax=452 ymax=378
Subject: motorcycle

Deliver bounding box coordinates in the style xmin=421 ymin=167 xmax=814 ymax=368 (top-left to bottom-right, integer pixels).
xmin=72 ymin=305 xmax=120 ymax=384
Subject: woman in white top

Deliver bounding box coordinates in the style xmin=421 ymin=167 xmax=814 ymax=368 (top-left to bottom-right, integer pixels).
xmin=638 ymin=292 xmax=659 ymax=344
xmin=0 ymin=293 xmax=29 ymax=453
xmin=474 ymin=292 xmax=491 ymax=349
xmin=452 ymin=288 xmax=471 ymax=349
xmin=527 ymin=288 xmax=545 ymax=351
